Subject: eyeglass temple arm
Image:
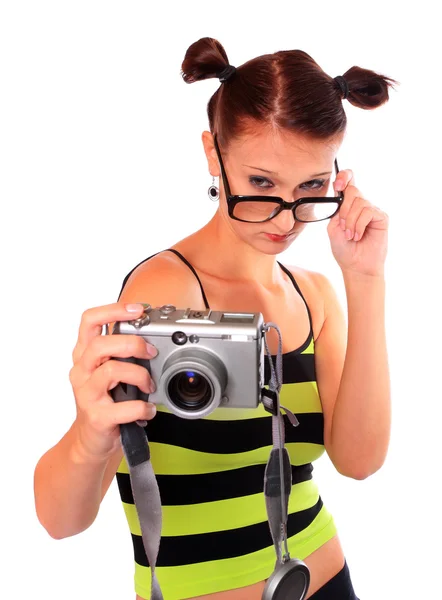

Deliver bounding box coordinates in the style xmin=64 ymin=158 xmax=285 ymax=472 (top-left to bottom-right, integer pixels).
xmin=213 ymin=134 xmax=232 ymax=198
xmin=334 ymin=158 xmax=345 ymax=200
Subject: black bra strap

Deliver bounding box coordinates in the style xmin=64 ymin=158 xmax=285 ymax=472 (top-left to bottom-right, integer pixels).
xmin=277 ymin=262 xmax=314 ymax=338
xmin=116 ymin=249 xmax=210 ymax=309
xmin=164 ymin=249 xmax=210 ymax=309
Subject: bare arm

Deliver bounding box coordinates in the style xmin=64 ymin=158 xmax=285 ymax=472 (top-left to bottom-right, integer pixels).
xmin=34 ymin=423 xmax=116 ymax=539
xmin=313 ymin=271 xmax=391 ymax=480
xmin=34 ymin=253 xmax=205 ymax=539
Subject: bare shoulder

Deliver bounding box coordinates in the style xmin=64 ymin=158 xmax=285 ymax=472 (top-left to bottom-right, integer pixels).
xmin=119 ymin=250 xmax=208 ymax=310
xmin=284 ymin=263 xmax=334 ymax=295
xmin=283 ymin=263 xmax=344 ymax=308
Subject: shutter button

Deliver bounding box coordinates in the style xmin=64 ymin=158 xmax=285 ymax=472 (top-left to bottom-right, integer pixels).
xmin=160 ymin=304 xmax=176 ymax=315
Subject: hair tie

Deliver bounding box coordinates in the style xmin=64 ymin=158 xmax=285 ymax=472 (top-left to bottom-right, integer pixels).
xmin=218 ymin=64 xmax=237 ymax=83
xmin=334 ymin=75 xmax=349 ymax=100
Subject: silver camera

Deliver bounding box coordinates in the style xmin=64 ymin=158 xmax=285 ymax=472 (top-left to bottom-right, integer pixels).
xmin=112 ymin=303 xmax=267 ymax=419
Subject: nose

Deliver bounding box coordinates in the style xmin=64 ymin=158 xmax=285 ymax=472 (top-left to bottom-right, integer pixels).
xmin=270 ymin=206 xmax=296 ymax=233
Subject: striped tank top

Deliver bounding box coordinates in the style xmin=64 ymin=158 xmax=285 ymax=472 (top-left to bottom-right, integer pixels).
xmin=115 ymin=249 xmax=337 ymax=600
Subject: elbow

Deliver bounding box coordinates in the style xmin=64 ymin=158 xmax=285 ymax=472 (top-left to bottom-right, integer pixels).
xmin=327 ymin=438 xmax=388 ymax=481
xmin=35 ymin=506 xmax=92 ymax=540
xmin=336 ymin=465 xmax=372 ymax=480
xmin=344 ymin=469 xmax=372 ymax=481
xmin=36 ymin=509 xmax=68 ymax=540
xmin=38 ymin=516 xmax=90 ymax=540
xmin=46 ymin=528 xmax=68 ymax=541
xmin=36 ymin=513 xmax=68 ymax=540
xmin=333 ymin=456 xmax=386 ymax=481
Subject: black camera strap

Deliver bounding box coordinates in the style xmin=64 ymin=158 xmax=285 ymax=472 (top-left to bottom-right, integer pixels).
xmin=111 ymin=322 xmax=301 ymax=600
xmin=261 ymin=323 xmax=300 ymax=565
xmin=112 ymin=382 xmax=164 ymax=599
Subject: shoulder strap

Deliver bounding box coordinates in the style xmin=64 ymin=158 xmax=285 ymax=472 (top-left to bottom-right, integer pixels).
xmin=164 ymin=249 xmax=210 ymax=309
xmin=277 ymin=262 xmax=313 ymax=338
xmin=116 ymin=249 xmax=210 ymax=309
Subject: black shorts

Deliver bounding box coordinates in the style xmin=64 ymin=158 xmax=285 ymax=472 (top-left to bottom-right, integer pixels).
xmin=308 ymin=560 xmax=360 ymax=600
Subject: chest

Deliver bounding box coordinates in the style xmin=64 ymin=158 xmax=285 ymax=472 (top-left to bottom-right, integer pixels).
xmin=194 ymin=271 xmax=322 ymax=356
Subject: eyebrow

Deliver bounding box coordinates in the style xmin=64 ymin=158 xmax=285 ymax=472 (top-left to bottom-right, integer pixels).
xmin=242 ymin=164 xmax=332 ymax=178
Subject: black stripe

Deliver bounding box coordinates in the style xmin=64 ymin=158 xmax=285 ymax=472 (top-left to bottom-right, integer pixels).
xmin=117 ymin=462 xmax=313 ymax=506
xmin=132 ymin=496 xmax=323 ymax=567
xmin=264 ymin=352 xmax=316 ymax=385
xmin=145 ymin=411 xmax=324 ymax=454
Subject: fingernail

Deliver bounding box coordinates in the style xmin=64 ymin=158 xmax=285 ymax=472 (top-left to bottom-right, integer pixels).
xmin=125 ymin=303 xmax=144 ymax=313
xmin=340 ymin=218 xmax=346 ymax=231
xmin=335 ymin=180 xmax=344 ymax=191
xmin=354 ymin=232 xmax=360 ymax=242
xmin=345 ymin=228 xmax=353 ymax=240
xmin=146 ymin=343 xmax=158 ymax=357
xmin=149 ymin=380 xmax=157 ymax=393
xmin=148 ymin=402 xmax=157 ymax=416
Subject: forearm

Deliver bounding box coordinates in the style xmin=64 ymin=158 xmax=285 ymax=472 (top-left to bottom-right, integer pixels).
xmin=330 ymin=272 xmax=391 ymax=479
xmin=34 ymin=422 xmax=109 ymax=539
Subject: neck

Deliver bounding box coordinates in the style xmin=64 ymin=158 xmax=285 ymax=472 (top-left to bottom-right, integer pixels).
xmin=187 ymin=211 xmax=284 ymax=287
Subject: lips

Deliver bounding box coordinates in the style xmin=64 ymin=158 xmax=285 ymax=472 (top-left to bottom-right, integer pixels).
xmin=264 ymin=232 xmax=292 ymax=241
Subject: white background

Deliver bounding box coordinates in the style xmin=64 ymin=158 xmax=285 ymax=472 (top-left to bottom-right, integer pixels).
xmin=1 ymin=1 xmax=441 ymax=598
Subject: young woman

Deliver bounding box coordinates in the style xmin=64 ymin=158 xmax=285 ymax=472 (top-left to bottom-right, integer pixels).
xmin=34 ymin=37 xmax=396 ymax=600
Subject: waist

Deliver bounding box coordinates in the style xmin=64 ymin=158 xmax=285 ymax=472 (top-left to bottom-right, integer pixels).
xmin=134 ymin=535 xmax=345 ymax=600
xmin=132 ymin=504 xmax=338 ymax=599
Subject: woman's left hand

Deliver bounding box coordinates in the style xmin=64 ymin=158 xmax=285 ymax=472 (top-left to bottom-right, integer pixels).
xmin=327 ymin=169 xmax=389 ymax=277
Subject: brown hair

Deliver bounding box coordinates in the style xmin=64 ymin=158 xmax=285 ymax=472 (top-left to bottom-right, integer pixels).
xmin=181 ymin=37 xmax=398 ymax=148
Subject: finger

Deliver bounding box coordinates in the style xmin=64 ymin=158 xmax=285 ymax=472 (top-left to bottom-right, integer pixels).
xmin=79 ymin=358 xmax=155 ymax=404
xmin=353 ymin=206 xmax=376 ymax=241
xmin=72 ymin=302 xmax=146 ymax=364
xmin=109 ymin=400 xmax=157 ymax=426
xmin=341 ymin=195 xmax=368 ymax=240
xmin=79 ymin=334 xmax=157 ymax=376
xmin=333 ymin=168 xmax=355 ymax=193
xmin=70 ymin=345 xmax=155 ymax=395
xmin=337 ymin=184 xmax=362 ymax=231
xmin=83 ymin=400 xmax=157 ymax=434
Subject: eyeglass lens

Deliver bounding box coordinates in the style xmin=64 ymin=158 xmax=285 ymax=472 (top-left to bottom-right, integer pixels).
xmin=234 ymin=174 xmax=340 ymax=222
xmin=233 ymin=199 xmax=340 ymax=223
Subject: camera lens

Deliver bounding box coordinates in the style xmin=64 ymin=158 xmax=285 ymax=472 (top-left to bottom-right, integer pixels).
xmin=263 ymin=560 xmax=310 ymax=600
xmin=168 ymin=370 xmax=213 ymax=411
xmin=273 ymin=570 xmax=307 ymax=598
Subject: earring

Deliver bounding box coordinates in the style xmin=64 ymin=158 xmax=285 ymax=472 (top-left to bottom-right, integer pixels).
xmin=208 ymin=176 xmax=219 ymax=202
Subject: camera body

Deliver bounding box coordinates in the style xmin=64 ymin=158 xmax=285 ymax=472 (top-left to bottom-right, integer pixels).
xmin=112 ymin=304 xmax=266 ymax=419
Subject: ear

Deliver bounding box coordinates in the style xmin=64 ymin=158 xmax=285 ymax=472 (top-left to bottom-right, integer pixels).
xmin=201 ymin=131 xmax=221 ymax=177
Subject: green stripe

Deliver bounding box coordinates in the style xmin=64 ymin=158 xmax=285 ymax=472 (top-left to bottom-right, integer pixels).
xmin=133 ymin=505 xmax=336 ymax=600
xmin=117 ymin=441 xmax=325 ymax=475
xmin=303 ymin=337 xmax=314 ymax=354
xmin=280 ymin=381 xmax=322 ymax=413
xmin=123 ymin=478 xmax=320 ymax=536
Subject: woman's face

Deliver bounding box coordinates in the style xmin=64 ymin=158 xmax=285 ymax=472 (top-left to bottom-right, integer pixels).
xmin=203 ymin=127 xmax=343 ymax=255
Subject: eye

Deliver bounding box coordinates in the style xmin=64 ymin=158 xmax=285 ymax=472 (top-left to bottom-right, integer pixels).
xmin=300 ymin=179 xmax=327 ymax=191
xmin=249 ymin=176 xmax=273 ymax=189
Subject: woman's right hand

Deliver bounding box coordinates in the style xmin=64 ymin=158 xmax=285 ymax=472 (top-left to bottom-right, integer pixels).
xmin=69 ymin=302 xmax=158 ymax=461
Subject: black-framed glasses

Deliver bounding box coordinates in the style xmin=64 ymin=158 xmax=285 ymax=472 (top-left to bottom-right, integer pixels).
xmin=213 ymin=134 xmax=344 ymax=224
